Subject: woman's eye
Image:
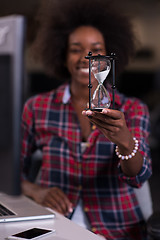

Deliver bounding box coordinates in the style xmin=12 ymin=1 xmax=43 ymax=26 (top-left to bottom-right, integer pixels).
xmin=69 ymin=48 xmax=81 ymax=53
xmin=92 ymin=49 xmax=103 ymax=54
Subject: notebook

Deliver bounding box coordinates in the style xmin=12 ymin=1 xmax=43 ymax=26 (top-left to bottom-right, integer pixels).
xmin=0 ymin=192 xmax=55 ymax=223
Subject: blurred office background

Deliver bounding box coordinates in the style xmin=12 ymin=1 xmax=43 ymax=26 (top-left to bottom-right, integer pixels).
xmin=0 ymin=0 xmax=160 ymax=211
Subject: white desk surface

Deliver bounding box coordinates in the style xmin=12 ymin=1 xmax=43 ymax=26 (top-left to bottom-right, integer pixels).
xmin=0 ymin=208 xmax=103 ymax=240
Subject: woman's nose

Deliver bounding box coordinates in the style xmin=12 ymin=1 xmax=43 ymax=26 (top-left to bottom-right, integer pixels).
xmin=80 ymin=50 xmax=90 ymax=62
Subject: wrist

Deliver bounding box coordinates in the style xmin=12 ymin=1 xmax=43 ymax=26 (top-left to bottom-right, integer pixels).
xmin=22 ymin=180 xmax=41 ymax=200
xmin=115 ymin=137 xmax=139 ymax=160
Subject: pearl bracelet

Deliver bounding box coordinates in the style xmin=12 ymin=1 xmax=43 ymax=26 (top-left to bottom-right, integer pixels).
xmin=115 ymin=137 xmax=139 ymax=160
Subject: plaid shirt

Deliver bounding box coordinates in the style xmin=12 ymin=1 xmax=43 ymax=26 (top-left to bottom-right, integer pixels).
xmin=21 ymin=83 xmax=152 ymax=240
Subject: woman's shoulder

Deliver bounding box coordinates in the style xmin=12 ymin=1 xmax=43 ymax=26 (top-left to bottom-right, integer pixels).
xmin=116 ymin=90 xmax=149 ymax=115
xmin=24 ymin=83 xmax=67 ymax=108
xmin=24 ymin=89 xmax=55 ymax=107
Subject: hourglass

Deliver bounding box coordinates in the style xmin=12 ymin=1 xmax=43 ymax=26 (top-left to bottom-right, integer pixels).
xmin=85 ymin=52 xmax=116 ymax=111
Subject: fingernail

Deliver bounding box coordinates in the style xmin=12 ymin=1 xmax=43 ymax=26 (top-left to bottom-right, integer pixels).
xmin=69 ymin=207 xmax=73 ymax=213
xmin=102 ymin=109 xmax=108 ymax=114
xmin=86 ymin=110 xmax=92 ymax=115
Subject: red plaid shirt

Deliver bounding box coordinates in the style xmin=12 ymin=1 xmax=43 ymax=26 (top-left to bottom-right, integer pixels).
xmin=21 ymin=83 xmax=152 ymax=239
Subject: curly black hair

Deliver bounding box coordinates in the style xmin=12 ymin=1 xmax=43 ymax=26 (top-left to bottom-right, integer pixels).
xmin=32 ymin=0 xmax=136 ymax=80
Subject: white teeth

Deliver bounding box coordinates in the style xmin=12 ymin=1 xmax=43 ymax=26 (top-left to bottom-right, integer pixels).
xmin=80 ymin=68 xmax=89 ymax=73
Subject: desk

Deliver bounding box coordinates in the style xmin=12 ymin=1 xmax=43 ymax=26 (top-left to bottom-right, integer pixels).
xmin=0 ymin=208 xmax=103 ymax=240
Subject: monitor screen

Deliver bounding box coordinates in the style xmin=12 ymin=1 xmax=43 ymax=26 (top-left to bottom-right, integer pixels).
xmin=0 ymin=15 xmax=26 ymax=195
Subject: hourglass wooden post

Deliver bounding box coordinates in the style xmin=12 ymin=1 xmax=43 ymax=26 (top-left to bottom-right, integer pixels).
xmin=110 ymin=52 xmax=116 ymax=109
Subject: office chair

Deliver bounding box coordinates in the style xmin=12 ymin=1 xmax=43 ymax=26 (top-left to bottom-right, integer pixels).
xmin=147 ymin=212 xmax=160 ymax=239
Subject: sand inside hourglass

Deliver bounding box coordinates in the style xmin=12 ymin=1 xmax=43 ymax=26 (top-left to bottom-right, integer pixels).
xmin=94 ymin=67 xmax=110 ymax=83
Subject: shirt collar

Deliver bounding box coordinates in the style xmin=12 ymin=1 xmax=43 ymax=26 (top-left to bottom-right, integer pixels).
xmin=62 ymin=84 xmax=71 ymax=104
xmin=56 ymin=83 xmax=122 ymax=108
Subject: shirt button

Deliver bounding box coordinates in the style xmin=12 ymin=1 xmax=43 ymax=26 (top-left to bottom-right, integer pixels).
xmin=78 ymin=185 xmax=82 ymax=190
xmin=84 ymin=206 xmax=89 ymax=212
xmin=91 ymin=227 xmax=97 ymax=233
xmin=92 ymin=125 xmax=96 ymax=130
xmin=78 ymin=163 xmax=81 ymax=169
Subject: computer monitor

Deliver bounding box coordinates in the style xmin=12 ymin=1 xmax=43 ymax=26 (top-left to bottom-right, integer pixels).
xmin=0 ymin=15 xmax=26 ymax=195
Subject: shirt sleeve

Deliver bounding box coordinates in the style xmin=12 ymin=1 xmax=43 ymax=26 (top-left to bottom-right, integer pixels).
xmin=20 ymin=97 xmax=36 ymax=180
xmin=117 ymin=98 xmax=152 ymax=188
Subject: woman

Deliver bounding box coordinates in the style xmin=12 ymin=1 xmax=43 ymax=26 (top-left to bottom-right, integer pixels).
xmin=21 ymin=0 xmax=152 ymax=239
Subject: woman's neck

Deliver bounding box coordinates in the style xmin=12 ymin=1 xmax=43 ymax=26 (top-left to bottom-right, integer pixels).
xmin=70 ymin=82 xmax=89 ymax=103
xmin=70 ymin=81 xmax=97 ymax=103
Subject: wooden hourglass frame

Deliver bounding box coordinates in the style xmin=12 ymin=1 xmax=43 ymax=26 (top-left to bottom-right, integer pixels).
xmin=85 ymin=52 xmax=116 ymax=111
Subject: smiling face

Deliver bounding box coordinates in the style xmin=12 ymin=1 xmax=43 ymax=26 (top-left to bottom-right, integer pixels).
xmin=66 ymin=26 xmax=106 ymax=87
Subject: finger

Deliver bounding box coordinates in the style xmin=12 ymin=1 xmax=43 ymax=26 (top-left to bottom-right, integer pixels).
xmin=89 ymin=118 xmax=116 ymax=132
xmin=50 ymin=188 xmax=73 ymax=214
xmin=89 ymin=112 xmax=118 ymax=128
xmin=41 ymin=188 xmax=70 ymax=215
xmin=82 ymin=109 xmax=93 ymax=116
xmin=82 ymin=108 xmax=122 ymax=120
xmin=102 ymin=108 xmax=122 ymax=120
xmin=83 ymin=109 xmax=122 ymax=123
xmin=43 ymin=195 xmax=64 ymax=214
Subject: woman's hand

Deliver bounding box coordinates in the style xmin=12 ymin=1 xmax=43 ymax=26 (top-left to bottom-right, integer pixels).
xmin=82 ymin=108 xmax=133 ymax=151
xmin=82 ymin=108 xmax=143 ymax=176
xmin=22 ymin=180 xmax=73 ymax=216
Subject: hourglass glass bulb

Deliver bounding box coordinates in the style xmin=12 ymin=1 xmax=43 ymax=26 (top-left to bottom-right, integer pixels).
xmin=91 ymin=57 xmax=111 ymax=110
xmin=91 ymin=58 xmax=111 ymax=83
xmin=91 ymin=84 xmax=111 ymax=110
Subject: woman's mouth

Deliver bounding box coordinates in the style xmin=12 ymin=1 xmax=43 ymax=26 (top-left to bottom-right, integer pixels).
xmin=79 ymin=68 xmax=89 ymax=73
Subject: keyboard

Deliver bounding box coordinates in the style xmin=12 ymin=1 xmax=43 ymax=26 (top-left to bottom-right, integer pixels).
xmin=0 ymin=203 xmax=15 ymax=216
